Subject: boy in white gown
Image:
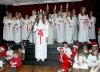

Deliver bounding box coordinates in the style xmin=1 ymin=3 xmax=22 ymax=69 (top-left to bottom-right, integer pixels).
xmin=30 ymin=10 xmax=37 ymax=43
xmin=73 ymin=49 xmax=89 ymax=70
xmin=51 ymin=5 xmax=57 ymax=41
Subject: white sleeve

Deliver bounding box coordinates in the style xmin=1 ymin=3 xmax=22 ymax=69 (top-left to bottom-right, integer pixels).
xmin=45 ymin=21 xmax=48 ymax=37
xmin=74 ymin=54 xmax=79 ymax=63
xmin=68 ymin=48 xmax=72 ymax=56
xmin=33 ymin=22 xmax=37 ymax=32
xmin=86 ymin=54 xmax=92 ymax=63
xmin=3 ymin=16 xmax=5 ymax=24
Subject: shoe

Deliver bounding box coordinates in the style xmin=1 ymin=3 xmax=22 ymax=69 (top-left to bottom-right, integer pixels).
xmin=10 ymin=67 xmax=16 ymax=72
xmin=0 ymin=67 xmax=4 ymax=71
xmin=36 ymin=59 xmax=40 ymax=61
xmin=41 ymin=59 xmax=45 ymax=61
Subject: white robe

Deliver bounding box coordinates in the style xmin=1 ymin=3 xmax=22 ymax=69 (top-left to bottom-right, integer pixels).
xmin=0 ymin=60 xmax=3 ymax=67
xmin=34 ymin=20 xmax=48 ymax=59
xmin=86 ymin=54 xmax=100 ymax=68
xmin=88 ymin=16 xmax=96 ymax=39
xmin=78 ymin=14 xmax=89 ymax=42
xmin=30 ymin=15 xmax=37 ymax=43
xmin=72 ymin=16 xmax=78 ymax=41
xmin=63 ymin=12 xmax=67 ymax=18
xmin=6 ymin=50 xmax=13 ymax=60
xmin=51 ymin=13 xmax=57 ymax=40
xmin=55 ymin=17 xmax=65 ymax=43
xmin=3 ymin=16 xmax=7 ymax=40
xmin=64 ymin=17 xmax=74 ymax=43
xmin=14 ymin=19 xmax=21 ymax=43
xmin=47 ymin=18 xmax=54 ymax=44
xmin=73 ymin=54 xmax=89 ymax=70
xmin=22 ymin=19 xmax=32 ymax=42
xmin=63 ymin=47 xmax=72 ymax=58
xmin=6 ymin=19 xmax=14 ymax=41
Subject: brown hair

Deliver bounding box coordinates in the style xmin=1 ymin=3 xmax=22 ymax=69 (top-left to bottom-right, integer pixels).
xmin=92 ymin=48 xmax=99 ymax=60
xmin=57 ymin=11 xmax=63 ymax=18
xmin=88 ymin=11 xmax=93 ymax=19
xmin=13 ymin=51 xmax=19 ymax=55
xmin=66 ymin=11 xmax=72 ymax=20
xmin=77 ymin=49 xmax=84 ymax=61
xmin=80 ymin=7 xmax=87 ymax=16
xmin=37 ymin=14 xmax=45 ymax=25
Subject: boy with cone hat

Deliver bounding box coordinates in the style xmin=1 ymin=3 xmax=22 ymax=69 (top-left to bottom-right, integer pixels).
xmin=57 ymin=47 xmax=72 ymax=72
xmin=71 ymin=43 xmax=78 ymax=63
xmin=98 ymin=28 xmax=100 ymax=48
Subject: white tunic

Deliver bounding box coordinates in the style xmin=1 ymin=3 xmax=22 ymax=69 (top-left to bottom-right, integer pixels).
xmin=5 ymin=19 xmax=14 ymax=41
xmin=34 ymin=20 xmax=48 ymax=59
xmin=22 ymin=19 xmax=31 ymax=42
xmin=30 ymin=15 xmax=37 ymax=43
xmin=64 ymin=17 xmax=74 ymax=43
xmin=73 ymin=54 xmax=89 ymax=70
xmin=86 ymin=54 xmax=100 ymax=68
xmin=55 ymin=17 xmax=65 ymax=43
xmin=88 ymin=16 xmax=96 ymax=39
xmin=78 ymin=14 xmax=89 ymax=42
xmin=14 ymin=19 xmax=21 ymax=43
xmin=0 ymin=60 xmax=3 ymax=67
xmin=63 ymin=47 xmax=72 ymax=58
xmin=72 ymin=16 xmax=78 ymax=41
xmin=3 ymin=16 xmax=7 ymax=40
xmin=47 ymin=18 xmax=54 ymax=44
xmin=51 ymin=13 xmax=57 ymax=40
xmin=63 ymin=12 xmax=67 ymax=18
xmin=6 ymin=50 xmax=13 ymax=60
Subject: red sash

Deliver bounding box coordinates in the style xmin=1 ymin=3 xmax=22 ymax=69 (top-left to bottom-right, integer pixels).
xmin=80 ymin=19 xmax=87 ymax=30
xmin=58 ymin=24 xmax=60 ymax=31
xmin=26 ymin=24 xmax=28 ymax=33
xmin=16 ymin=28 xmax=18 ymax=33
xmin=38 ymin=29 xmax=43 ymax=44
xmin=49 ymin=22 xmax=52 ymax=27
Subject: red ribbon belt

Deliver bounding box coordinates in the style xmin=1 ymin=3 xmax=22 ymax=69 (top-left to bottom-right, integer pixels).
xmin=80 ymin=19 xmax=87 ymax=30
xmin=38 ymin=29 xmax=43 ymax=44
xmin=26 ymin=24 xmax=28 ymax=33
xmin=49 ymin=22 xmax=52 ymax=27
xmin=8 ymin=24 xmax=10 ymax=31
xmin=16 ymin=28 xmax=18 ymax=33
xmin=91 ymin=22 xmax=92 ymax=26
xmin=58 ymin=24 xmax=60 ymax=31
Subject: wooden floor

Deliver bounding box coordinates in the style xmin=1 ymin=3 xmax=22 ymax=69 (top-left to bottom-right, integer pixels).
xmin=2 ymin=63 xmax=60 ymax=72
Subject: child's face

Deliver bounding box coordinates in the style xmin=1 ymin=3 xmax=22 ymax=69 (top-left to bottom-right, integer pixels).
xmin=8 ymin=47 xmax=11 ymax=50
xmin=83 ymin=48 xmax=87 ymax=50
xmin=93 ymin=46 xmax=98 ymax=49
xmin=64 ymin=44 xmax=68 ymax=47
xmin=59 ymin=51 xmax=64 ymax=55
xmin=18 ymin=49 xmax=22 ymax=53
xmin=13 ymin=54 xmax=18 ymax=58
xmin=73 ymin=47 xmax=77 ymax=50
xmin=93 ymin=50 xmax=98 ymax=55
xmin=22 ymin=46 xmax=24 ymax=50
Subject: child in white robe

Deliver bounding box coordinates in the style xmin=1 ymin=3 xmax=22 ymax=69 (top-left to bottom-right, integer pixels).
xmin=55 ymin=11 xmax=65 ymax=43
xmin=64 ymin=11 xmax=74 ymax=43
xmin=14 ymin=14 xmax=21 ymax=43
xmin=73 ymin=49 xmax=89 ymax=70
xmin=6 ymin=46 xmax=13 ymax=60
xmin=46 ymin=13 xmax=54 ymax=44
xmin=87 ymin=49 xmax=100 ymax=68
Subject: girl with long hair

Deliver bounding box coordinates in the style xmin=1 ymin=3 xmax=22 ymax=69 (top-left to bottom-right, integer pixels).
xmin=33 ymin=9 xmax=48 ymax=61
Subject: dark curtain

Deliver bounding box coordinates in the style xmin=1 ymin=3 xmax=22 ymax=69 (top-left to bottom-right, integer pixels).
xmin=8 ymin=0 xmax=92 ymax=17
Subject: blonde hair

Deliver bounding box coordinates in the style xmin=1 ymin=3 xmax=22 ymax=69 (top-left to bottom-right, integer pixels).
xmin=57 ymin=11 xmax=63 ymax=18
xmin=66 ymin=11 xmax=72 ymax=20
